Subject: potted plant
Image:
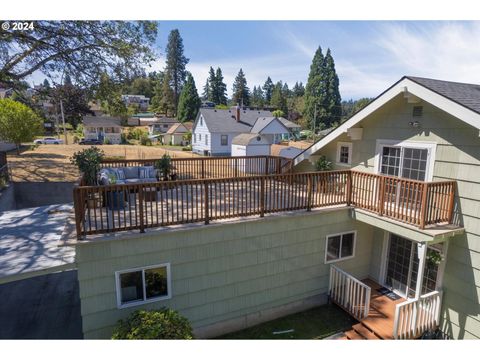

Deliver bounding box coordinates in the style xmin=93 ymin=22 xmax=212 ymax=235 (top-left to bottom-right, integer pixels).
xmin=70 ymin=147 xmax=105 ymax=207
xmin=154 ymin=154 xmax=173 ymax=181
xmin=105 ymin=173 xmax=126 ymax=210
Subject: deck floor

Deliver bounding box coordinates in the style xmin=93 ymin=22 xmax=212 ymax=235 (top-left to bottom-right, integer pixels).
xmin=359 ymin=279 xmax=406 ymax=339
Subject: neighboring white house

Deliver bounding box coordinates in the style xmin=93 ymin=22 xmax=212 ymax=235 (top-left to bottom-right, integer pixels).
xmin=160 ymin=123 xmax=190 ymax=146
xmin=82 ymin=116 xmax=122 ymax=144
xmin=147 ymin=117 xmax=180 ymax=135
xmin=121 ymin=95 xmax=150 ymax=111
xmin=231 ymin=133 xmax=270 ymax=157
xmin=192 ymin=107 xmax=300 ymax=156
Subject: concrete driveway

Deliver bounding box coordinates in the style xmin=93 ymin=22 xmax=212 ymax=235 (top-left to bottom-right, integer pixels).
xmin=0 ymin=270 xmax=82 ymax=339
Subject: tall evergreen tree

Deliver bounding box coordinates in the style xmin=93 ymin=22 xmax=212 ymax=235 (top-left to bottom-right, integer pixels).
xmin=206 ymin=66 xmax=216 ymax=102
xmin=251 ymin=85 xmax=264 ymax=107
xmin=270 ymin=81 xmax=288 ymax=115
xmin=214 ymin=67 xmax=227 ymax=105
xmin=177 ymin=72 xmax=201 ymax=122
xmin=165 ymin=29 xmax=189 ymax=114
xmin=304 ymin=46 xmax=327 ymax=130
xmin=232 ymin=69 xmax=250 ymax=106
xmin=292 ymin=82 xmax=305 ymax=97
xmin=201 ymin=79 xmax=210 ymax=101
xmin=262 ymin=76 xmax=274 ymax=105
xmin=159 ymin=72 xmax=175 ymax=117
xmin=150 ymin=72 xmax=165 ymax=112
xmin=324 ymin=48 xmax=342 ymax=126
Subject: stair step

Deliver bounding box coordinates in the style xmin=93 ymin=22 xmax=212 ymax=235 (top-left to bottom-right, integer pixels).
xmin=345 ymin=329 xmax=365 ymax=340
xmin=353 ymin=323 xmax=381 ymax=340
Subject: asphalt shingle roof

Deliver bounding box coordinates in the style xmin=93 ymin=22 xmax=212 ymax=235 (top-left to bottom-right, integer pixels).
xmin=407 ymin=76 xmax=480 ymax=115
xmin=83 ymin=116 xmax=122 ymax=127
xmin=199 ymin=109 xmax=273 ymax=133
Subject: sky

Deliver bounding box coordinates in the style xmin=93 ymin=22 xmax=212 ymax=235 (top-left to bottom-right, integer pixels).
xmin=145 ymin=21 xmax=480 ymax=100
xmin=25 ymin=21 xmax=480 ymax=101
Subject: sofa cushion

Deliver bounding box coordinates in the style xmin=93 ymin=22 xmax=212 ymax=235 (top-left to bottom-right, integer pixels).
xmin=139 ymin=166 xmax=156 ymax=179
xmin=124 ymin=178 xmax=157 ymax=184
xmin=115 ymin=168 xmax=126 ymax=180
xmin=122 ymin=166 xmax=139 ymax=179
xmin=98 ymin=168 xmax=115 ymax=185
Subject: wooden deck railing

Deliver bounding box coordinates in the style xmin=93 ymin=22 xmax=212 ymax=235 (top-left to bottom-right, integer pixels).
xmin=0 ymin=151 xmax=9 ymax=184
xmin=99 ymin=155 xmax=293 ymax=179
xmin=393 ymin=290 xmax=443 ymax=339
xmin=329 ymin=265 xmax=371 ymax=320
xmin=73 ymin=169 xmax=456 ymax=239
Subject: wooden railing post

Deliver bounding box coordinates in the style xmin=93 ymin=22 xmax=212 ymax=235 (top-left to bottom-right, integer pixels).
xmin=204 ymin=181 xmax=210 ymax=224
xmin=234 ymin=157 xmax=238 ymax=178
xmin=201 ymin=159 xmax=205 ymax=179
xmin=265 ymin=156 xmax=269 ymax=175
xmin=378 ymin=176 xmax=386 ymax=216
xmin=260 ymin=177 xmax=265 ymax=217
xmin=346 ymin=171 xmax=352 ymax=206
xmin=276 ymin=157 xmax=281 ymax=174
xmin=447 ymin=182 xmax=456 ymax=224
xmin=306 ymin=175 xmax=313 ymax=211
xmin=138 ymin=185 xmax=145 ymax=233
xmin=419 ymin=183 xmax=429 ymax=229
xmin=73 ymin=186 xmax=83 ymax=240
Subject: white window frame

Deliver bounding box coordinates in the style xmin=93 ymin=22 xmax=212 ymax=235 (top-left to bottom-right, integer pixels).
xmin=198 ymin=133 xmax=201 ymax=142
xmin=336 ymin=142 xmax=353 ymax=166
xmin=324 ymin=230 xmax=357 ymax=264
xmin=205 ymin=134 xmax=209 ymax=146
xmin=374 ymin=139 xmax=437 ymax=181
xmin=115 ymin=263 xmax=172 ymax=309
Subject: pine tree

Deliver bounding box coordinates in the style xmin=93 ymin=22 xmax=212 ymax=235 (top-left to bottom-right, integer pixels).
xmin=232 ymin=68 xmax=250 ymax=106
xmin=270 ymin=81 xmax=288 ymax=115
xmin=251 ymin=86 xmax=264 ymax=107
xmin=177 ymin=72 xmax=201 ymax=122
xmin=292 ymin=82 xmax=305 ymax=97
xmin=304 ymin=46 xmax=327 ymax=130
xmin=150 ymin=72 xmax=164 ymax=112
xmin=214 ymin=67 xmax=227 ymax=105
xmin=165 ymin=29 xmax=189 ymax=114
xmin=282 ymin=82 xmax=291 ymax=98
xmin=206 ymin=66 xmax=216 ymax=102
xmin=159 ymin=72 xmax=175 ymax=117
xmin=324 ymin=48 xmax=342 ymax=127
xmin=262 ymin=76 xmax=274 ymax=105
xmin=201 ymin=79 xmax=210 ymax=101
xmin=42 ymin=79 xmax=51 ymax=89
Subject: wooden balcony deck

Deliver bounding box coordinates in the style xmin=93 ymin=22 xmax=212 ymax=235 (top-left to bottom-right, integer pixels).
xmin=73 ymin=157 xmax=456 ymax=239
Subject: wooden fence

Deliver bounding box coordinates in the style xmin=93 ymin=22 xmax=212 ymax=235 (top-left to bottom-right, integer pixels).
xmin=73 ymin=169 xmax=456 ymax=239
xmin=99 ymin=155 xmax=293 ymax=179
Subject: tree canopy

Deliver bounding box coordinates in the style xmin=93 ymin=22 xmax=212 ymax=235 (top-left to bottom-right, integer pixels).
xmin=0 ymin=98 xmax=43 ymax=152
xmin=0 ymin=21 xmax=158 ymax=88
xmin=164 ymin=29 xmax=189 ymax=113
xmin=177 ymin=73 xmax=201 ymax=122
xmin=232 ymin=68 xmax=250 ymax=106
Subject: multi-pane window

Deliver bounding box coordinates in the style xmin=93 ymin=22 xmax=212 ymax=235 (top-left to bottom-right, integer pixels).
xmin=325 ymin=231 xmax=356 ymax=263
xmin=380 ymin=145 xmax=428 ymax=181
xmin=221 ymin=135 xmax=228 ymax=146
xmin=205 ymin=134 xmax=209 ymax=145
xmin=116 ymin=264 xmax=170 ymax=308
xmin=336 ymin=142 xmax=352 ymax=165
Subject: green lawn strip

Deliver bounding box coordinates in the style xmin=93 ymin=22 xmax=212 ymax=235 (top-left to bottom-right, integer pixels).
xmin=217 ymin=304 xmax=355 ymax=339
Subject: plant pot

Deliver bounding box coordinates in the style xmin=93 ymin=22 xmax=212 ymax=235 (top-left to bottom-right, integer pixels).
xmin=86 ymin=193 xmax=102 ymax=208
xmin=107 ymin=190 xmax=126 ymax=210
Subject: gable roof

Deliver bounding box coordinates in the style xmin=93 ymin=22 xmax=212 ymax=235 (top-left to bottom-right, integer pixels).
xmin=197 ymin=108 xmax=273 ymax=133
xmin=294 ymin=76 xmax=480 ymax=166
xmin=250 ymin=117 xmax=290 ymax=134
xmin=278 ymin=117 xmax=301 ymax=129
xmin=232 ymin=133 xmax=269 ymax=145
xmin=166 ymin=123 xmax=188 ymax=134
xmin=83 ymin=116 xmax=122 ymax=127
xmin=406 ymin=76 xmax=480 ymax=115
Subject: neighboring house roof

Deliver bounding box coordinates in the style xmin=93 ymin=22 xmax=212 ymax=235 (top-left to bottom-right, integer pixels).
xmin=196 ymin=109 xmax=275 ymax=133
xmin=183 ymin=122 xmax=193 ymax=131
xmin=83 ymin=116 xmax=122 ymax=128
xmin=232 ymin=133 xmax=269 ymax=146
xmin=278 ymin=117 xmax=301 ymax=129
xmin=166 ymin=123 xmax=188 ymax=134
xmin=148 ymin=117 xmax=178 ymax=125
xmin=131 ymin=112 xmax=156 ymax=118
xmin=294 ymin=76 xmax=480 ymax=166
xmin=250 ymin=117 xmax=291 ymax=134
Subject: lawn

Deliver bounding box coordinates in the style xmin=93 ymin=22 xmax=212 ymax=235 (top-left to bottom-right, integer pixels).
xmin=217 ymin=304 xmax=355 ymax=340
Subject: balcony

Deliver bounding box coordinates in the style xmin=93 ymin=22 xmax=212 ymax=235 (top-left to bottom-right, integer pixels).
xmin=73 ymin=157 xmax=456 ymax=240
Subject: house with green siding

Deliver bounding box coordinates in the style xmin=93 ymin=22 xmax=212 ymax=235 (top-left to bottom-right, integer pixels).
xmin=73 ymin=76 xmax=480 ymax=339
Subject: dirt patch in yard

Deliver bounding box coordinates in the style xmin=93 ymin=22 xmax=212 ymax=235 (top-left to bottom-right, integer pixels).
xmin=7 ymin=144 xmax=197 ymax=182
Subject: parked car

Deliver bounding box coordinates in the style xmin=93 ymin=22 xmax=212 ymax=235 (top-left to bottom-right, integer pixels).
xmin=79 ymin=138 xmax=102 ymax=145
xmin=34 ymin=137 xmax=64 ymax=145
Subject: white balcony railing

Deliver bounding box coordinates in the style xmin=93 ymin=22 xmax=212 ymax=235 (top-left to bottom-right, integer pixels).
xmin=329 ymin=265 xmax=371 ymax=320
xmin=393 ymin=290 xmax=443 ymax=339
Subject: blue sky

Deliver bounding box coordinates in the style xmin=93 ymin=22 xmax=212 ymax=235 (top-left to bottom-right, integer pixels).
xmin=146 ymin=21 xmax=480 ymax=100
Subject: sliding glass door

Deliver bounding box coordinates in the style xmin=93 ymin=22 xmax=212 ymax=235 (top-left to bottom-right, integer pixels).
xmin=385 ymin=234 xmax=441 ymax=299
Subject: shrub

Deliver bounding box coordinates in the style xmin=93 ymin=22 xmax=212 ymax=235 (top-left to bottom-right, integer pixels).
xmin=154 ymin=154 xmax=172 ymax=180
xmin=314 ymin=155 xmax=332 ymax=171
xmin=104 ymin=137 xmax=112 ymax=145
xmin=140 ymin=134 xmax=152 ymax=146
xmin=112 ymin=308 xmax=193 ymax=340
xmin=70 ymin=147 xmax=105 ymax=185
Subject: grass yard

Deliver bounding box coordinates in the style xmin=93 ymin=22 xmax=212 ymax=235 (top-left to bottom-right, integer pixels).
xmin=7 ymin=144 xmax=197 ymax=182
xmin=217 ymin=304 xmax=355 ymax=340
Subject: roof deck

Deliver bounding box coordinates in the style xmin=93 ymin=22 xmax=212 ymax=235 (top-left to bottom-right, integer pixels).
xmin=73 ymin=157 xmax=457 ymax=240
